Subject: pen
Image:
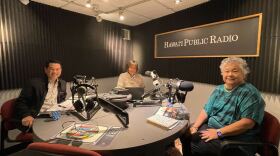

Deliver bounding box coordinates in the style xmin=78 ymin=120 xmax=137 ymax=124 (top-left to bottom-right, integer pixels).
xmin=58 ymin=105 xmax=67 ymax=108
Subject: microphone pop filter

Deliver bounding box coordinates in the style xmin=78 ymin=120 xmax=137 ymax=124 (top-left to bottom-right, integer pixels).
xmin=179 ymin=81 xmax=194 ymax=91
xmin=77 ymin=86 xmax=87 ymax=96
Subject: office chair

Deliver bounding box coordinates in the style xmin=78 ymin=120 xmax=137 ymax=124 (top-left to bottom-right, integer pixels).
xmin=1 ymin=98 xmax=33 ymax=154
xmin=221 ymin=111 xmax=280 ymax=156
xmin=27 ymin=142 xmax=102 ymax=156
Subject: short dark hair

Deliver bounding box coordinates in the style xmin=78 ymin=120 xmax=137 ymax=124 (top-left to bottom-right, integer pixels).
xmin=45 ymin=59 xmax=62 ymax=68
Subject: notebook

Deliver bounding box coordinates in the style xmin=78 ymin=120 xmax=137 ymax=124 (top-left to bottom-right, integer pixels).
xmin=147 ymin=114 xmax=179 ymax=130
xmin=126 ymin=87 xmax=144 ymax=100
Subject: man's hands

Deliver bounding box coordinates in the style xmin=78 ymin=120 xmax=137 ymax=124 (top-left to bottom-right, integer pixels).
xmin=22 ymin=116 xmax=34 ymax=127
xmin=50 ymin=111 xmax=61 ymax=120
xmin=21 ymin=111 xmax=61 ymax=128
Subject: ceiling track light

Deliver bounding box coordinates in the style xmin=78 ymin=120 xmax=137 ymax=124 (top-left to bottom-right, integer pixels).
xmin=119 ymin=8 xmax=124 ymax=21
xmin=175 ymin=0 xmax=183 ymax=5
xmin=96 ymin=15 xmax=102 ymax=22
xmin=85 ymin=0 xmax=92 ymax=8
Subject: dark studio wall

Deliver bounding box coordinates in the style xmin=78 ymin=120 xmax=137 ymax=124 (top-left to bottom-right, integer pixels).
xmin=132 ymin=0 xmax=280 ymax=94
xmin=0 ymin=0 xmax=132 ymax=89
xmin=1 ymin=0 xmax=279 ymax=94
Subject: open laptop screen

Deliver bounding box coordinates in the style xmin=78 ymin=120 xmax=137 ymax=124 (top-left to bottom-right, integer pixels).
xmin=125 ymin=87 xmax=144 ymax=100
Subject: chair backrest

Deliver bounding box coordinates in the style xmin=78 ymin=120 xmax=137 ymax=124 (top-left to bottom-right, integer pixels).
xmin=259 ymin=111 xmax=280 ymax=156
xmin=1 ymin=98 xmax=17 ymax=130
xmin=27 ymin=142 xmax=102 ymax=156
xmin=1 ymin=98 xmax=33 ymax=154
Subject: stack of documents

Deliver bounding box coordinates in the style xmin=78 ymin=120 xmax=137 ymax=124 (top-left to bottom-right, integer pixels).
xmin=147 ymin=114 xmax=179 ymax=129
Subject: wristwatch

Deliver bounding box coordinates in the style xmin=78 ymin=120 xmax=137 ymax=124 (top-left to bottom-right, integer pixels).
xmin=216 ymin=129 xmax=223 ymax=138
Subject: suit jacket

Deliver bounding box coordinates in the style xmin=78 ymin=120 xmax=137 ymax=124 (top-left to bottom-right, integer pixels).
xmin=14 ymin=77 xmax=67 ymax=120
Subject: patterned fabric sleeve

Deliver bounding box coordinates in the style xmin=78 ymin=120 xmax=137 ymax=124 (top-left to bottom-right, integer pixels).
xmin=239 ymin=90 xmax=265 ymax=125
xmin=203 ymin=86 xmax=220 ymax=116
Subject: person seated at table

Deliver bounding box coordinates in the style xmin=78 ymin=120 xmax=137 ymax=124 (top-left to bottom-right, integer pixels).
xmin=117 ymin=60 xmax=145 ymax=88
xmin=180 ymin=57 xmax=265 ymax=156
xmin=13 ymin=59 xmax=67 ymax=132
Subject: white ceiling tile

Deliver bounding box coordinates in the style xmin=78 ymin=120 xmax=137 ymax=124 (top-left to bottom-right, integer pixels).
xmin=72 ymin=0 xmax=87 ymax=5
xmin=94 ymin=0 xmax=155 ymax=25
xmin=102 ymin=10 xmax=149 ymax=26
xmin=127 ymin=1 xmax=173 ymax=20
xmin=157 ymin=0 xmax=209 ymax=11
xmin=31 ymin=0 xmax=209 ymax=26
xmin=156 ymin=0 xmax=177 ymax=10
xmin=172 ymin=0 xmax=209 ymax=11
xmin=100 ymin=12 xmax=119 ymax=22
xmin=106 ymin=0 xmax=145 ymax=8
xmin=94 ymin=2 xmax=115 ymax=12
xmin=62 ymin=3 xmax=97 ymax=16
xmin=32 ymin=0 xmax=69 ymax=8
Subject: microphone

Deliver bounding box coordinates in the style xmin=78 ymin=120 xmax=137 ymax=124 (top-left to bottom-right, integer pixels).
xmin=145 ymin=70 xmax=158 ymax=79
xmin=141 ymin=84 xmax=162 ymax=99
xmin=145 ymin=70 xmax=160 ymax=86
xmin=168 ymin=79 xmax=194 ymax=91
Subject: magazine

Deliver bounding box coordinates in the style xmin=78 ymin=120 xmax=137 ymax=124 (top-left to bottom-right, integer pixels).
xmin=156 ymin=104 xmax=189 ymax=120
xmin=147 ymin=104 xmax=189 ymax=129
xmin=54 ymin=123 xmax=108 ymax=143
xmin=147 ymin=106 xmax=180 ymax=129
xmin=154 ymin=106 xmax=179 ymax=119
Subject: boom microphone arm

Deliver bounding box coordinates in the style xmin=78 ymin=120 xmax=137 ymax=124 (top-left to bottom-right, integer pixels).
xmin=141 ymin=84 xmax=163 ymax=99
xmin=98 ymin=97 xmax=129 ymax=128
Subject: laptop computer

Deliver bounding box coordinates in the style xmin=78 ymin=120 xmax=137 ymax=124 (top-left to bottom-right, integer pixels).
xmin=125 ymin=87 xmax=144 ymax=100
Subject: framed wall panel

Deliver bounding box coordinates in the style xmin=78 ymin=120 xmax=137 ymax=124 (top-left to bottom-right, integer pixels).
xmin=154 ymin=13 xmax=262 ymax=58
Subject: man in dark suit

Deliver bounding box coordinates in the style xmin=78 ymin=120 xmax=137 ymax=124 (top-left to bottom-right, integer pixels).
xmin=13 ymin=59 xmax=67 ymax=132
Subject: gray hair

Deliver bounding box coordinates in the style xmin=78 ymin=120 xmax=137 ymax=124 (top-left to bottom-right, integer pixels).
xmin=219 ymin=57 xmax=250 ymax=77
xmin=127 ymin=60 xmax=138 ymax=70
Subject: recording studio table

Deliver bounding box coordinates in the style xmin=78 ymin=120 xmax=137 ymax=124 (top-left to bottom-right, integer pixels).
xmin=32 ymin=104 xmax=189 ymax=156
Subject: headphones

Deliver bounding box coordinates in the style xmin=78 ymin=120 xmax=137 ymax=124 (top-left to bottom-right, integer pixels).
xmin=71 ymin=84 xmax=98 ymax=113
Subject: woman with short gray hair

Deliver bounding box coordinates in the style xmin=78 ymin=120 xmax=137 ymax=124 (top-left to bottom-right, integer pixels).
xmin=181 ymin=57 xmax=265 ymax=156
xmin=219 ymin=57 xmax=250 ymax=78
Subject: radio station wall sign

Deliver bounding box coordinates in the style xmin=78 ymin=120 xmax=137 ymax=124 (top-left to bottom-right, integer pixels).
xmin=154 ymin=13 xmax=262 ymax=58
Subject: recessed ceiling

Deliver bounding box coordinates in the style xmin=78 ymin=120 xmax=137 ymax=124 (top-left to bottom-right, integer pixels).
xmin=30 ymin=0 xmax=209 ymax=26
